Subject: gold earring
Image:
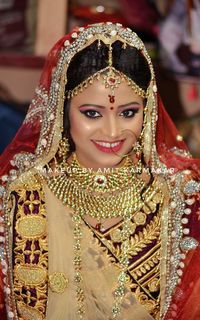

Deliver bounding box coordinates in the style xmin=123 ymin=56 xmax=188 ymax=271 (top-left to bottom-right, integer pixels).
xmin=133 ymin=140 xmax=142 ymax=158
xmin=58 ymin=137 xmax=70 ymax=160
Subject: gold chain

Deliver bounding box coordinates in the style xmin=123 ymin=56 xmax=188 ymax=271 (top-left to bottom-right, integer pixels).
xmin=45 ymin=154 xmax=161 ymax=319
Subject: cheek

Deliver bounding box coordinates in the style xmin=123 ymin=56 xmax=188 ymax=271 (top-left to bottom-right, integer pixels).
xmin=69 ymin=113 xmax=95 ymax=141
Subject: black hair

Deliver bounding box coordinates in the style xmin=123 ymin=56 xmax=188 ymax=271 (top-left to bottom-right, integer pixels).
xmin=63 ymin=40 xmax=151 ymax=152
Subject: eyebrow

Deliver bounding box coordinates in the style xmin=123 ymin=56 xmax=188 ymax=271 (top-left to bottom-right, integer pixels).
xmin=79 ymin=102 xmax=141 ymax=109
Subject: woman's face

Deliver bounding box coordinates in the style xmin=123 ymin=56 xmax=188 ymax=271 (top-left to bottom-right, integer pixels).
xmin=68 ymin=78 xmax=144 ymax=169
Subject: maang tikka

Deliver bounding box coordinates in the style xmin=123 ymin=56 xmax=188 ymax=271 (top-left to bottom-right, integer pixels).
xmin=102 ymin=44 xmax=121 ymax=104
xmin=66 ymin=39 xmax=148 ymax=100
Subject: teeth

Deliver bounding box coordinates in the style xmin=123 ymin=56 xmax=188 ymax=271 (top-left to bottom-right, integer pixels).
xmin=95 ymin=141 xmax=121 ymax=148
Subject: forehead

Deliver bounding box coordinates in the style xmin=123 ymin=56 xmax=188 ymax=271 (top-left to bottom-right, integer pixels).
xmin=70 ymin=79 xmax=143 ymax=106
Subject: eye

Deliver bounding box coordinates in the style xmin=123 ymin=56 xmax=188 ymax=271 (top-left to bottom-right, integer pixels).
xmin=120 ymin=109 xmax=139 ymax=118
xmin=80 ymin=110 xmax=102 ymax=118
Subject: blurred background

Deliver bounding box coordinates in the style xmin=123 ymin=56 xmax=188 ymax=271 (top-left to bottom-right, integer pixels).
xmin=0 ymin=0 xmax=200 ymax=156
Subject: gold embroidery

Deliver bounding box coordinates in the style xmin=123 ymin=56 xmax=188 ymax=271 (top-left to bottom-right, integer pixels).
xmin=134 ymin=211 xmax=146 ymax=225
xmin=85 ymin=179 xmax=163 ymax=318
xmin=134 ymin=286 xmax=159 ymax=315
xmin=17 ymin=301 xmax=44 ymax=320
xmin=108 ymin=215 xmax=160 ymax=259
xmin=16 ymin=215 xmax=46 ymax=238
xmin=12 ymin=174 xmax=48 ymax=318
xmin=131 ymin=249 xmax=160 ymax=280
xmin=148 ymin=277 xmax=160 ymax=292
xmin=49 ymin=272 xmax=69 ymax=293
xmin=15 ymin=265 xmax=47 ymax=286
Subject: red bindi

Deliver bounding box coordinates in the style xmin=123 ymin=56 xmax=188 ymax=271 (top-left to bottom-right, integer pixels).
xmin=110 ymin=106 xmax=114 ymax=110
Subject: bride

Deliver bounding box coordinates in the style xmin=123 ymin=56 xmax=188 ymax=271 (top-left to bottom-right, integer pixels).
xmin=0 ymin=22 xmax=200 ymax=320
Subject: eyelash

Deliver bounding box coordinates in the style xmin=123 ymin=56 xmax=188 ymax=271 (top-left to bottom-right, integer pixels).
xmin=80 ymin=110 xmax=102 ymax=118
xmin=120 ymin=109 xmax=139 ymax=118
xmin=80 ymin=109 xmax=139 ymax=119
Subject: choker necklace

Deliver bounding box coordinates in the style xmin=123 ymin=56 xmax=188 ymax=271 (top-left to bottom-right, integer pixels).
xmin=45 ymin=153 xmax=162 ymax=320
xmin=46 ymin=153 xmax=146 ymax=220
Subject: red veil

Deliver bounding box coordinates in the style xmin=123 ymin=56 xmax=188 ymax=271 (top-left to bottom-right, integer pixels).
xmin=0 ymin=23 xmax=200 ymax=319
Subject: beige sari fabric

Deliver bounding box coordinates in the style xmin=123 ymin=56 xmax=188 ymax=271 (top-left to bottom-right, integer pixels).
xmin=44 ymin=185 xmax=154 ymax=320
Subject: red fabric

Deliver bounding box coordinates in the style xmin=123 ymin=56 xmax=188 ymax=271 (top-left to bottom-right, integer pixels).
xmin=0 ymin=23 xmax=200 ymax=318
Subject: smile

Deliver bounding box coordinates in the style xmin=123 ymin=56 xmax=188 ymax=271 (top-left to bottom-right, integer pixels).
xmin=92 ymin=140 xmax=125 ymax=153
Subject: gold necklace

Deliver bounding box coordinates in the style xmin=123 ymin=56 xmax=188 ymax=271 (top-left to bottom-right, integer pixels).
xmin=45 ymin=154 xmax=161 ymax=319
xmin=47 ymin=154 xmax=145 ymax=220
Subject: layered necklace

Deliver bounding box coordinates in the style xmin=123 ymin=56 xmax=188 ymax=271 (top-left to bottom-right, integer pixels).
xmin=46 ymin=154 xmax=159 ymax=319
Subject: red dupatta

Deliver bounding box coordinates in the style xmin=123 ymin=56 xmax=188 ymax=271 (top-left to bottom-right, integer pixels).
xmin=0 ymin=23 xmax=200 ymax=320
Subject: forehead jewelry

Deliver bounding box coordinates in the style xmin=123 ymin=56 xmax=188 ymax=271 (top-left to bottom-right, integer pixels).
xmin=66 ymin=42 xmax=148 ymax=100
xmin=103 ymin=44 xmax=121 ymax=104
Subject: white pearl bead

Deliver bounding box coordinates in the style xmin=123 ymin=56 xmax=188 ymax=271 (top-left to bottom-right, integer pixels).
xmin=64 ymin=40 xmax=70 ymax=46
xmin=41 ymin=138 xmax=47 ymax=147
xmin=181 ymin=218 xmax=188 ymax=224
xmin=71 ymin=32 xmax=78 ymax=38
xmin=170 ymin=201 xmax=176 ymax=209
xmin=0 ymin=236 xmax=5 ymax=242
xmin=184 ymin=208 xmax=191 ymax=215
xmin=8 ymin=311 xmax=14 ymax=318
xmin=183 ymin=228 xmax=190 ymax=235
xmin=177 ymin=269 xmax=183 ymax=276
xmin=179 ymin=262 xmax=185 ymax=268
xmin=185 ymin=198 xmax=195 ymax=205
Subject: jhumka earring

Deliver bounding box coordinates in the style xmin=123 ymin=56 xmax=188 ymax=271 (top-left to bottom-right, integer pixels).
xmin=57 ymin=136 xmax=70 ymax=170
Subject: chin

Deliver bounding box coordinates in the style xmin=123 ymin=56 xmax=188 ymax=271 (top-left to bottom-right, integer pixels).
xmin=93 ymin=154 xmax=123 ymax=169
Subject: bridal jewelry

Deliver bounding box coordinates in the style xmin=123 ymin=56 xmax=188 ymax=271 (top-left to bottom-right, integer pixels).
xmin=66 ymin=40 xmax=148 ymax=101
xmin=45 ymin=153 xmax=163 ymax=319
xmin=58 ymin=137 xmax=70 ymax=159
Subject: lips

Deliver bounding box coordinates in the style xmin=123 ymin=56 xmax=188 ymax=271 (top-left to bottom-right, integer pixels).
xmin=92 ymin=140 xmax=125 ymax=153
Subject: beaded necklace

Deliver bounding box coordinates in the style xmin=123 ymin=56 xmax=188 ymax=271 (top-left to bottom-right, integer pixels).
xmin=46 ymin=154 xmax=160 ymax=319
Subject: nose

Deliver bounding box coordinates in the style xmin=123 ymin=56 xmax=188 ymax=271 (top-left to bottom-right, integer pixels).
xmin=101 ymin=115 xmax=121 ymax=139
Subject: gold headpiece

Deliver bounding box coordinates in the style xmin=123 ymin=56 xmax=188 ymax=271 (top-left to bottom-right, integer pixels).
xmin=66 ymin=66 xmax=147 ymax=100
xmin=66 ymin=42 xmax=148 ymax=100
